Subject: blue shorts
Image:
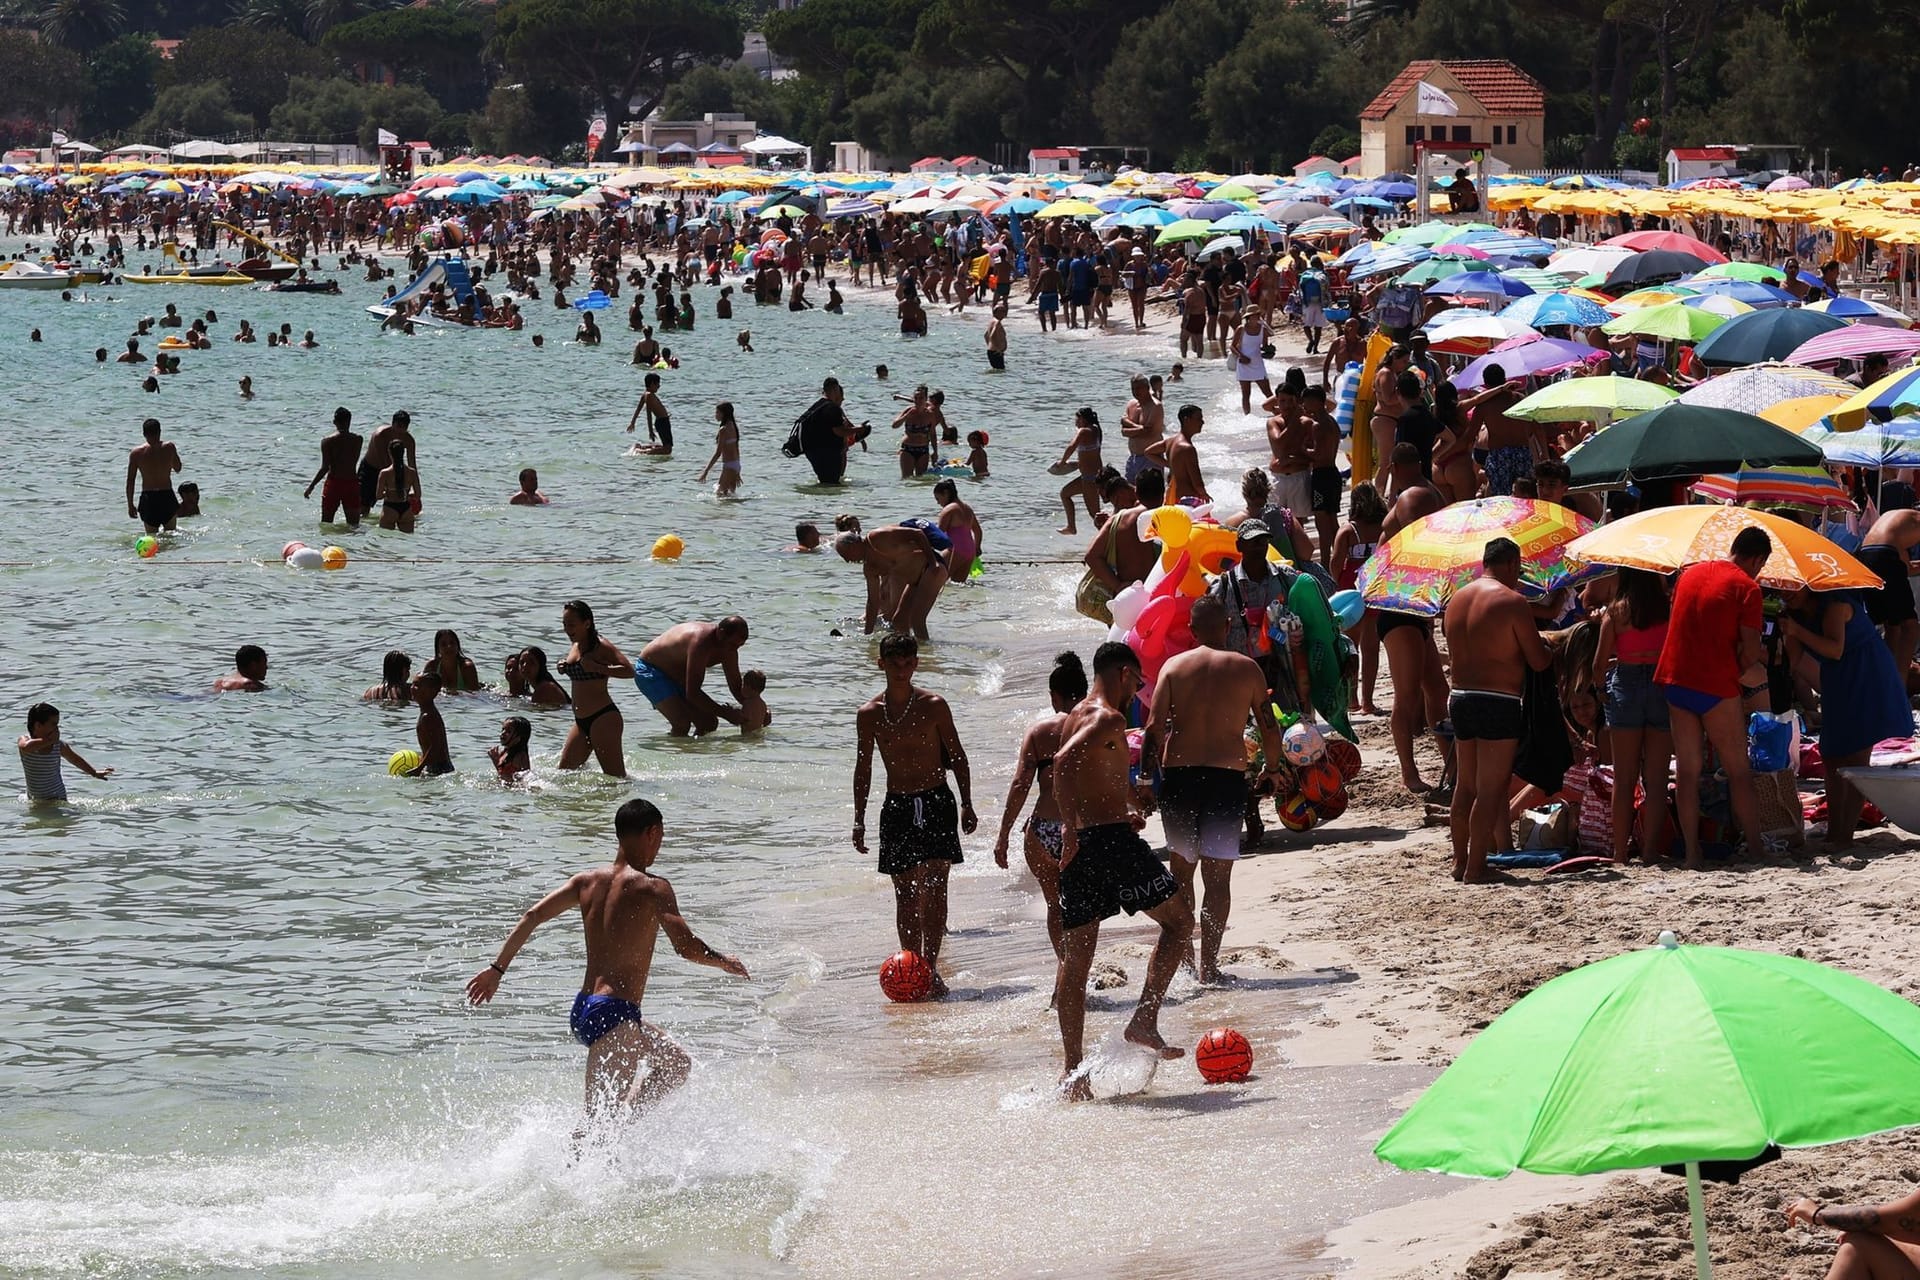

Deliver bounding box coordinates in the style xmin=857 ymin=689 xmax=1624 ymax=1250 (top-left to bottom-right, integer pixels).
xmin=633 ymin=659 xmax=685 ymax=707
xmin=1662 ymin=683 xmax=1723 ymax=716
xmin=570 ymin=991 xmax=645 ymax=1046
xmin=1037 ymin=292 xmax=1059 ymax=315
xmin=1605 ymin=662 xmax=1670 ymax=731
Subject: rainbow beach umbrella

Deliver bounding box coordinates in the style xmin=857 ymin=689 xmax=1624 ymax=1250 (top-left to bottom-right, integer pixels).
xmin=1355 ymin=497 xmax=1598 ymax=617
xmin=1691 ymin=465 xmax=1855 ymax=509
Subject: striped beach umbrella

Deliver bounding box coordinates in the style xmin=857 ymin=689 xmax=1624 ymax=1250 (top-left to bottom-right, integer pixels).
xmin=1692 ymin=466 xmax=1855 ymax=509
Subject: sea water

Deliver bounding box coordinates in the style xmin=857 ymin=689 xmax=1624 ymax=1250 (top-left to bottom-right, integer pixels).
xmin=0 ymin=250 xmax=1439 ymax=1278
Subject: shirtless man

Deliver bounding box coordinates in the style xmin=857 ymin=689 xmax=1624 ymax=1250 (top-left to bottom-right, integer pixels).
xmin=302 ymin=406 xmax=363 ymax=527
xmin=852 ymin=632 xmax=976 ymax=999
xmin=1442 ymin=538 xmax=1551 ymax=883
xmin=1156 ymin=404 xmax=1209 ymax=504
xmin=360 ymin=409 xmax=416 ymax=514
xmin=835 ymin=525 xmax=949 ymax=640
xmin=1263 ymin=385 xmax=1312 ymax=522
xmin=1118 ymin=374 xmax=1166 ymax=483
xmin=1462 ymin=369 xmax=1536 ymax=497
xmin=634 ymin=616 xmax=749 ymax=737
xmin=510 ymin=467 xmax=549 ymax=506
xmin=1378 ymin=443 xmax=1453 ymax=793
xmin=465 ymin=798 xmax=749 ymax=1123
xmin=1368 ymin=346 xmax=1412 ymax=491
xmin=1303 ymin=386 xmax=1343 ymax=565
xmin=1853 ymin=497 xmax=1920 ymax=674
xmin=985 ymin=303 xmax=1008 ymax=370
xmin=213 ymin=643 xmax=269 ymax=692
xmin=1178 ymin=270 xmax=1208 ymax=360
xmin=1052 ymin=641 xmax=1192 ymax=1099
xmin=890 ymin=385 xmax=938 ymax=478
xmin=126 ymin=417 xmax=182 ymax=534
xmin=407 ymin=669 xmax=454 ymax=775
xmin=1145 ymin=597 xmax=1283 ymax=983
xmin=1080 ymin=470 xmax=1165 ymax=602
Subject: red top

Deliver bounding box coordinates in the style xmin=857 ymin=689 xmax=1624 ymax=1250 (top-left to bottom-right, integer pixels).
xmin=1654 ymin=561 xmax=1762 ymax=698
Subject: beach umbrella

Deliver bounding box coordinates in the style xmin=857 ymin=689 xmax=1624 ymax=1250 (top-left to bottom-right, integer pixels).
xmin=1808 ymin=418 xmax=1920 ymax=467
xmin=1677 ymin=362 xmax=1859 ymax=417
xmin=1167 ymin=198 xmax=1244 ymax=220
xmin=1601 ymin=229 xmax=1729 ymax=262
xmin=1762 ymin=394 xmax=1856 ymax=433
xmin=1829 ymin=365 xmax=1920 ymax=423
xmin=1496 ymin=266 xmax=1577 ymax=293
xmin=1599 ymin=301 xmax=1726 ymax=343
xmin=1423 ymin=270 xmax=1534 ymax=301
xmin=1681 ymin=277 xmax=1796 ymax=308
xmin=1681 ymin=295 xmax=1756 ymax=320
xmin=760 ymin=203 xmax=811 ymax=218
xmin=1421 ymin=313 xmax=1540 ymax=355
xmin=1154 ymin=218 xmax=1217 ymax=245
xmin=1385 ymin=219 xmax=1492 ymax=246
xmin=1206 ymin=182 xmax=1260 ymax=202
xmin=1114 ymin=206 xmax=1177 ymax=227
xmin=1691 ymin=308 xmax=1848 ymax=368
xmin=1345 ymin=245 xmax=1433 ymax=281
xmin=1212 ymin=211 xmax=1282 ymax=235
xmin=1033 ymin=199 xmax=1102 ymax=219
xmin=1451 ymin=338 xmax=1610 ymax=388
xmin=1265 ymin=199 xmax=1334 ymax=225
xmin=1441 ymin=230 xmax=1555 ymax=259
xmin=1394 ymin=256 xmax=1480 ymax=287
xmin=1784 ymin=326 xmax=1920 ymax=370
xmin=1375 ymin=934 xmax=1920 ymax=1278
xmin=1498 ymin=292 xmax=1613 ymax=330
xmin=1603 ymin=249 xmax=1714 ymax=290
xmin=1195 ymin=234 xmax=1244 ymax=260
xmin=1509 ymin=375 xmax=1678 ymax=425
xmin=1563 ymin=403 xmax=1825 ymax=487
xmin=1569 ymin=507 xmax=1878 ymax=592
xmin=1547 ymin=244 xmax=1636 ymax=278
xmin=1354 ymin=497 xmax=1597 ymax=617
xmin=1290 ymin=215 xmax=1360 ymax=239
xmin=993 ymin=195 xmax=1050 ymax=215
xmin=1692 ymin=465 xmax=1855 ymax=509
xmin=1805 ymin=296 xmax=1916 ymax=328
xmin=1606 ymin=285 xmax=1699 ymax=313
xmin=1692 ymin=261 xmax=1786 ymax=284
xmin=1332 ymin=195 xmax=1393 ymax=211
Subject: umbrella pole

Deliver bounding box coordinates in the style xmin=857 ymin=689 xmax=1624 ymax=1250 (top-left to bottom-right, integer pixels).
xmin=1685 ymin=1161 xmax=1714 ymax=1280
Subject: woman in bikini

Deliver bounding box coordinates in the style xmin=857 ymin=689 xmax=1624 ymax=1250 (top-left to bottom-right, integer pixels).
xmin=698 ymin=400 xmax=742 ymax=497
xmin=890 ymin=384 xmax=938 ymax=478
xmin=1054 ymin=407 xmax=1105 ymax=535
xmin=556 ymin=599 xmax=635 ymax=777
xmin=1331 ymin=482 xmax=1388 ymax=715
xmin=991 ymin=651 xmax=1089 ymax=969
xmin=430 ymin=628 xmax=481 ymax=693
xmin=505 ymin=645 xmax=571 ymax=708
xmin=361 ymin=649 xmax=412 ymax=703
xmin=376 ymin=449 xmax=420 ymax=532
xmin=1431 ymin=382 xmax=1480 ymax=503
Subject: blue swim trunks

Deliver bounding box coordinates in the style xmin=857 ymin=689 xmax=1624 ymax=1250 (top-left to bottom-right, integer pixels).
xmin=570 ymin=991 xmax=646 ymax=1046
xmin=632 ymin=659 xmax=685 ymax=707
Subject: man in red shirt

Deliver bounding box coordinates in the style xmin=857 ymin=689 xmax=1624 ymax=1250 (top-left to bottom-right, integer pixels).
xmin=1654 ymin=527 xmax=1771 ymax=868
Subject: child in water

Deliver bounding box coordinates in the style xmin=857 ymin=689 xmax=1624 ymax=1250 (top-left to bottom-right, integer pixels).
xmin=965 ymin=431 xmax=990 ymax=478
xmin=490 ymin=715 xmax=532 ymax=781
xmin=18 ymin=702 xmax=113 ymax=801
xmin=738 ymin=670 xmax=771 ymax=734
xmin=737 ymin=329 xmax=753 ymax=354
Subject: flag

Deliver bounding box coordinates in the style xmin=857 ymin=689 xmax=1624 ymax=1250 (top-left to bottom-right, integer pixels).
xmin=50 ymin=129 xmax=67 ymax=146
xmin=377 ymin=127 xmax=398 ymax=147
xmin=1416 ymin=82 xmax=1460 ymax=117
xmin=586 ymin=114 xmax=607 ymax=159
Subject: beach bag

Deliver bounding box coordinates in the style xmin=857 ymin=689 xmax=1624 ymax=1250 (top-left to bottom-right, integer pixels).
xmin=1374 ymin=284 xmax=1420 ymax=332
xmin=1075 ymin=520 xmax=1122 ymax=625
xmin=1748 ymin=711 xmax=1801 ymax=774
xmin=1751 ymin=767 xmax=1805 ymax=847
xmin=1573 ymin=763 xmax=1616 ymax=857
xmin=1298 ymin=271 xmax=1325 ymax=304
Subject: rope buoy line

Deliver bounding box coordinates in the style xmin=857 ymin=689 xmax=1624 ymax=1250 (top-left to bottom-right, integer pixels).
xmin=0 ymin=556 xmax=1089 ymax=568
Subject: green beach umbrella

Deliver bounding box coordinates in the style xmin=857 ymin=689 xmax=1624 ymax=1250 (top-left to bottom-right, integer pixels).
xmin=1509 ymin=374 xmax=1678 ymax=424
xmin=1393 ymin=257 xmax=1478 ymax=287
xmin=1692 ymin=261 xmax=1786 ymax=284
xmin=1383 ymin=219 xmax=1492 ymax=246
xmin=1563 ymin=402 xmax=1823 ymax=486
xmin=1376 ymin=933 xmax=1920 ymax=1278
xmin=1154 ymin=218 xmax=1216 ymax=245
xmin=1599 ymin=300 xmax=1726 ymax=343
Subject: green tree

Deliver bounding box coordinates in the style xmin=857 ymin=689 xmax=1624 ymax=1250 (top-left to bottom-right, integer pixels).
xmin=136 ymin=80 xmax=254 ymax=138
xmin=1201 ymin=8 xmax=1351 ymax=171
xmin=846 ymin=63 xmax=1021 ymax=160
xmin=764 ymin=0 xmax=916 ymax=120
xmin=0 ymin=28 xmax=86 ymax=120
xmin=84 ymin=32 xmax=161 ymax=134
xmin=492 ymin=0 xmax=741 ymax=160
xmin=659 ymin=63 xmax=785 ymax=130
xmin=268 ymin=74 xmax=368 ymax=139
xmin=323 ymin=5 xmax=483 ymax=89
xmin=359 ymin=81 xmax=442 ymax=149
xmin=1093 ymin=0 xmax=1246 ymax=166
xmin=165 ymin=25 xmax=332 ymax=127
xmin=467 ymin=79 xmax=578 ymax=155
xmin=38 ymin=0 xmax=125 ymax=52
xmin=1310 ymin=125 xmax=1361 ymax=162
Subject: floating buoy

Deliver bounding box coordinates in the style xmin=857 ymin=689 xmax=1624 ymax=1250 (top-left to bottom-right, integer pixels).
xmin=652 ymin=534 xmax=684 ymax=560
xmin=288 ymin=546 xmax=324 ymax=570
xmin=320 ymin=546 xmax=347 ymax=570
xmin=281 ymin=541 xmax=307 ymax=561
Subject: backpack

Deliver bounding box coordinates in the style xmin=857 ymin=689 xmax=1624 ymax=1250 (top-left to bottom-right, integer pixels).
xmin=1298 ymin=271 xmax=1325 ymax=303
xmin=1375 ymin=284 xmax=1420 ymax=332
xmin=783 ymin=396 xmax=835 ymax=458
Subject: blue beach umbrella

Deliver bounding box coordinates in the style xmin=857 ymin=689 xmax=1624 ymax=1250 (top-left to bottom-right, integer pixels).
xmin=1213 ymin=211 xmax=1283 ymax=234
xmin=1115 ymin=206 xmax=1177 ymax=228
xmin=1333 ymin=195 xmax=1394 ymax=211
xmin=1808 ymin=418 xmax=1920 ymax=467
xmin=1681 ymin=278 xmax=1796 ymax=308
xmin=1425 ymin=270 xmax=1536 ymax=300
xmin=1500 ymin=292 xmax=1612 ymax=329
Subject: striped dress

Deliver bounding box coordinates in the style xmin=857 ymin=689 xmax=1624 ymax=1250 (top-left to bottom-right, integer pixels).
xmin=20 ymin=744 xmax=65 ymax=800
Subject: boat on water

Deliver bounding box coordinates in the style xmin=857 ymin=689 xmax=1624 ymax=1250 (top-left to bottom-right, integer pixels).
xmin=43 ymin=261 xmax=107 ymax=285
xmin=268 ymin=278 xmax=341 ymax=294
xmin=0 ymin=261 xmax=75 ymax=290
xmin=124 ymin=264 xmax=257 ymax=286
xmin=237 ymin=257 xmax=299 ymax=282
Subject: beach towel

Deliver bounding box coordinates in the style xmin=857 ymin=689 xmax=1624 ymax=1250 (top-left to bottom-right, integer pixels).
xmin=1332 ymin=363 xmax=1360 ymax=440
xmin=1513 ymin=666 xmax=1572 ymax=794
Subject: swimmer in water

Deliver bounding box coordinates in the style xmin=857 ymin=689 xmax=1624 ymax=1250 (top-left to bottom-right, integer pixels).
xmin=626 ymin=372 xmax=672 ymax=455
xmin=408 ymin=670 xmax=453 ymax=775
xmin=362 ymin=649 xmax=412 ymax=703
xmin=697 ymin=401 xmax=742 ymax=497
xmin=738 ymin=669 xmax=771 ymax=734
xmin=464 ymin=798 xmax=750 ymax=1125
xmin=510 ymin=467 xmax=549 ymax=506
xmin=239 ymin=376 xmax=254 ymax=399
xmin=490 ymin=715 xmax=532 ymax=781
xmin=18 ymin=702 xmax=113 ymax=802
xmin=789 ymin=521 xmax=822 ymax=552
xmin=736 ymin=329 xmax=753 ymax=354
xmin=505 ymin=646 xmax=571 ymax=708
xmin=557 ymin=599 xmax=635 ymax=776
xmin=214 ymin=644 xmax=269 ymax=692
xmin=965 ymin=430 xmax=990 ymax=479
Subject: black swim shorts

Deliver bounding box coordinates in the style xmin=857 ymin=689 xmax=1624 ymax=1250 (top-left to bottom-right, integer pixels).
xmin=1309 ymin=465 xmax=1343 ymax=515
xmin=1059 ymin=822 xmax=1178 ymax=931
xmin=1448 ymin=689 xmax=1524 ymax=742
xmin=878 ymin=784 xmax=963 ymax=876
xmin=137 ymin=489 xmax=179 ymax=527
xmin=1858 ymin=544 xmax=1917 ymax=627
xmin=1159 ymin=766 xmax=1247 ymax=862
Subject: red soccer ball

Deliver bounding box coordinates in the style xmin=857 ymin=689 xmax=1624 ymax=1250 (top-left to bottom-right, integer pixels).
xmin=1196 ymin=1027 xmax=1253 ymax=1083
xmin=879 ymin=949 xmax=933 ymax=1003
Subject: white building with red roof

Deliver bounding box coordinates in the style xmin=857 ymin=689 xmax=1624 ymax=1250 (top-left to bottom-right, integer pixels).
xmin=1358 ymin=59 xmax=1545 ymax=177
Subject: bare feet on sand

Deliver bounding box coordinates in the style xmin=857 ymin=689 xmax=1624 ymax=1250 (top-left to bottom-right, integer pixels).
xmin=1058 ymin=1070 xmax=1093 ymax=1102
xmin=1123 ymin=1018 xmax=1186 ymax=1060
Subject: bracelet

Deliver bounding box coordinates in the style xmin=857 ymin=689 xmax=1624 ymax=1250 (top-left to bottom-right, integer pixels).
xmin=488 ymin=962 xmax=507 ymax=975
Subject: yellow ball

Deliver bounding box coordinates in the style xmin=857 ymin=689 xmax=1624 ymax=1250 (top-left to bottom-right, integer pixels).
xmin=652 ymin=534 xmax=685 ymax=560
xmin=321 ymin=546 xmax=348 ymax=570
xmin=135 ymin=535 xmax=158 ymax=558
xmin=388 ymin=749 xmax=422 ymax=776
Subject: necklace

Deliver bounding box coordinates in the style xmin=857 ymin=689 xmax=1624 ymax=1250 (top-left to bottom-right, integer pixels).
xmin=880 ymin=690 xmax=915 ymax=728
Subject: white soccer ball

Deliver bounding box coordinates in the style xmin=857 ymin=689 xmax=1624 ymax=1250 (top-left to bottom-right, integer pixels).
xmin=1281 ymin=721 xmax=1326 ymax=767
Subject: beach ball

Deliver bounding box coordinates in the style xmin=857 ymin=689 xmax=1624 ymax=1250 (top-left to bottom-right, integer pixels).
xmin=1300 ymin=758 xmax=1344 ymax=805
xmin=388 ymin=748 xmax=422 ymax=776
xmin=134 ymin=535 xmax=158 ymax=558
xmin=288 ymin=546 xmax=324 ymax=570
xmin=1324 ymin=736 xmax=1362 ymax=784
xmin=1281 ymin=721 xmax=1325 ymax=767
xmin=1278 ymin=793 xmax=1320 ymax=832
xmin=651 ymin=533 xmax=685 ymax=560
xmin=1195 ymin=1027 xmax=1253 ymax=1083
xmin=879 ymin=949 xmax=933 ymax=1003
xmin=1327 ymin=589 xmax=1366 ymax=631
xmin=320 ymin=546 xmax=347 ymax=570
xmin=281 ymin=541 xmax=307 ymax=561
xmin=1315 ymin=787 xmax=1349 ymax=822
